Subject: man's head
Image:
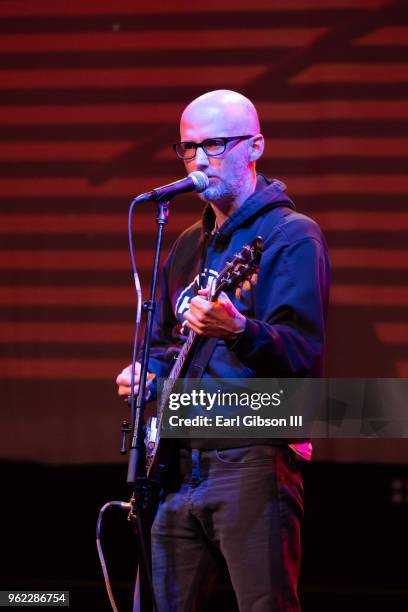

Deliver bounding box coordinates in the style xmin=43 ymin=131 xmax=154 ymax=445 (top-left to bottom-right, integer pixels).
xmin=177 ymin=90 xmax=264 ymax=212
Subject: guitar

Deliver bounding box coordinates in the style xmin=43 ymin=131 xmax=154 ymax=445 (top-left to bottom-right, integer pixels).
xmin=145 ymin=236 xmax=263 ymax=482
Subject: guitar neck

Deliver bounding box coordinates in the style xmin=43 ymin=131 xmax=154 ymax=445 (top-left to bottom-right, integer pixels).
xmin=153 ymin=329 xmax=198 ymax=441
xmin=168 ymin=328 xmax=197 ymax=381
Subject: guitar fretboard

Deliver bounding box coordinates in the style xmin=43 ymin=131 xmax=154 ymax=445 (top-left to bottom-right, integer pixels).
xmin=169 ymin=329 xmax=197 ymax=381
xmin=155 ymin=329 xmax=197 ymax=433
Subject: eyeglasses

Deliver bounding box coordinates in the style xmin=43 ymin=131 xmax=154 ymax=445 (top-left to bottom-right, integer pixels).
xmin=173 ymin=135 xmax=254 ymax=160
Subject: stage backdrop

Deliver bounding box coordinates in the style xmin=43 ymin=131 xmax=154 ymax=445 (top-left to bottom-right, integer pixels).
xmin=0 ymin=0 xmax=407 ymax=463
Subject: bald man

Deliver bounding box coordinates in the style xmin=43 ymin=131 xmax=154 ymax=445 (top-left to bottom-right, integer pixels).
xmin=117 ymin=90 xmax=330 ymax=611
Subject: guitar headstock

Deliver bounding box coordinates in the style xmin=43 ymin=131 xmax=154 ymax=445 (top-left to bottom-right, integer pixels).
xmin=213 ymin=236 xmax=263 ymax=299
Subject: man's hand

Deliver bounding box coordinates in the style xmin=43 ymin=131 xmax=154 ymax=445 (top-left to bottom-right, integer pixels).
xmin=183 ymin=288 xmax=246 ymax=339
xmin=116 ymin=362 xmax=154 ymax=401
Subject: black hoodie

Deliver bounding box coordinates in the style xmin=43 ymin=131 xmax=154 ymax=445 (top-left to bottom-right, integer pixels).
xmin=146 ymin=174 xmax=330 ymax=447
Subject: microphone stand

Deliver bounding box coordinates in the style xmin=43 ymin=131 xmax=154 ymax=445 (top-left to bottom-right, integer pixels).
xmin=125 ymin=199 xmax=170 ymax=612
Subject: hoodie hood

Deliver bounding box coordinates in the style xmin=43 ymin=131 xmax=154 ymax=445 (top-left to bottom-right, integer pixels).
xmin=201 ymin=173 xmax=296 ymax=245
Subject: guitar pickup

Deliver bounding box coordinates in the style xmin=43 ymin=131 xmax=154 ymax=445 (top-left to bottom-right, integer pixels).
xmin=145 ymin=416 xmax=158 ymax=448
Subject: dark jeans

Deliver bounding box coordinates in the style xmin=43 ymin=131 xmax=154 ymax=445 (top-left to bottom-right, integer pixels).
xmin=151 ymin=445 xmax=304 ymax=612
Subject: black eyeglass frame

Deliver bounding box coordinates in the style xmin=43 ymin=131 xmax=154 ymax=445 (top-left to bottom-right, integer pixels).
xmin=172 ymin=135 xmax=254 ymax=160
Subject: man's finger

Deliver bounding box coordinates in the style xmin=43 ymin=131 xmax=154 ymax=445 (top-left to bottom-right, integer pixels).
xmin=190 ymin=295 xmax=209 ymax=309
xmin=116 ymin=365 xmax=132 ymax=383
xmin=116 ymin=373 xmax=129 ymax=385
xmin=217 ymin=291 xmax=229 ymax=303
xmin=118 ymin=384 xmax=137 ymax=397
xmin=183 ymin=310 xmax=202 ymax=327
xmin=183 ymin=312 xmax=206 ymax=334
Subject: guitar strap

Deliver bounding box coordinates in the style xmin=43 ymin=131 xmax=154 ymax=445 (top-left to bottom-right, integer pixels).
xmin=186 ymin=336 xmax=218 ymax=379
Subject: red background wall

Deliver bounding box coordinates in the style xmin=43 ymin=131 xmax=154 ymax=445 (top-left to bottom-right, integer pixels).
xmin=1 ymin=0 xmax=407 ymax=463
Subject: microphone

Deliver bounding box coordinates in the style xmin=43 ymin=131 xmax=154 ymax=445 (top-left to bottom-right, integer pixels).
xmin=134 ymin=171 xmax=209 ymax=203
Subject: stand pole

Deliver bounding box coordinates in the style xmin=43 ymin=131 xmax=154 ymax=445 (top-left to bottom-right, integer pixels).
xmin=126 ymin=200 xmax=170 ymax=612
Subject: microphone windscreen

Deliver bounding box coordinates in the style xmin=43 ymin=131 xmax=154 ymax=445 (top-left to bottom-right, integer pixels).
xmin=189 ymin=171 xmax=209 ymax=192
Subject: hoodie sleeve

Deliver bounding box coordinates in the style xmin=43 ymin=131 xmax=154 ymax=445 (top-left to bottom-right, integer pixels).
xmin=227 ymin=234 xmax=330 ymax=377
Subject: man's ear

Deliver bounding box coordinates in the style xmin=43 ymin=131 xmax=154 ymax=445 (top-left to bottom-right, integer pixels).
xmin=249 ymin=133 xmax=264 ymax=162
